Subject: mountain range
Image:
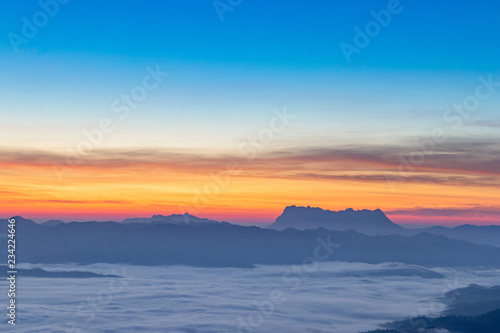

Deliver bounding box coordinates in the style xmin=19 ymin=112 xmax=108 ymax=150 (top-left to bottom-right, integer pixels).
xmin=269 ymin=205 xmax=500 ymax=247
xmin=2 ymin=208 xmax=500 ymax=268
xmin=30 ymin=206 xmax=500 ymax=248
xmin=122 ymin=213 xmax=220 ymax=225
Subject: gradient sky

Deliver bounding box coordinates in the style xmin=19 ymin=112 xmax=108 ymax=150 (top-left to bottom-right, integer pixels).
xmin=1 ymin=0 xmax=499 ymax=225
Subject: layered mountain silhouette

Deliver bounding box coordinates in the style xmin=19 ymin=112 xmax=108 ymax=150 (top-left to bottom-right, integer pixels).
xmin=42 ymin=219 xmax=66 ymax=227
xmin=269 ymin=205 xmax=403 ymax=235
xmin=268 ymin=206 xmax=500 ymax=247
xmin=122 ymin=213 xmax=219 ymax=225
xmin=26 ymin=206 xmax=500 ymax=248
xmin=419 ymin=224 xmax=500 ymax=247
xmin=2 ymin=213 xmax=500 ymax=269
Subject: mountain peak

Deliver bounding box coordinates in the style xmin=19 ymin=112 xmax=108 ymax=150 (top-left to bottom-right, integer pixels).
xmin=121 ymin=213 xmax=219 ymax=225
xmin=270 ymin=205 xmax=401 ymax=235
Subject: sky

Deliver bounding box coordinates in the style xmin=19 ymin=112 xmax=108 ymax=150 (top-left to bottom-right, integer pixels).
xmin=0 ymin=0 xmax=499 ymax=225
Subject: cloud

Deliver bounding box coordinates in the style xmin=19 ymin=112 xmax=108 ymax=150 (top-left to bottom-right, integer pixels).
xmin=0 ymin=137 xmax=499 ymax=183
xmin=472 ymin=120 xmax=500 ymax=128
xmin=42 ymin=199 xmax=133 ymax=205
xmin=274 ymin=138 xmax=500 ymax=176
xmin=9 ymin=262 xmax=500 ymax=333
xmin=280 ymin=173 xmax=500 ymax=188
xmin=388 ymin=206 xmax=500 ymax=218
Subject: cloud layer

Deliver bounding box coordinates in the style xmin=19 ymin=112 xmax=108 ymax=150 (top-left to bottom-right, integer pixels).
xmin=1 ymin=137 xmax=499 ymax=223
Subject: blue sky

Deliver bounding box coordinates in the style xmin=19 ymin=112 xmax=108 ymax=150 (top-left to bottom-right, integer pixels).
xmin=2 ymin=0 xmax=500 ymax=67
xmin=1 ymin=0 xmax=499 ymax=223
xmin=2 ymin=2 xmax=499 ymax=93
xmin=1 ymin=0 xmax=500 ymax=148
xmin=2 ymin=1 xmax=499 ymax=132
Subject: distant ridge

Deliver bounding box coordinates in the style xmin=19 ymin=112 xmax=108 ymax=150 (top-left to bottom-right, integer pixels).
xmin=42 ymin=220 xmax=66 ymax=227
xmin=4 ymin=206 xmax=500 ymax=248
xmin=2 ymin=216 xmax=500 ymax=268
xmin=268 ymin=205 xmax=403 ymax=235
xmin=122 ymin=213 xmax=219 ymax=225
xmin=0 ymin=265 xmax=121 ymax=279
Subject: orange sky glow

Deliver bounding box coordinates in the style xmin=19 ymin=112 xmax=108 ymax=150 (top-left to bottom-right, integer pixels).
xmin=2 ymin=146 xmax=499 ymax=226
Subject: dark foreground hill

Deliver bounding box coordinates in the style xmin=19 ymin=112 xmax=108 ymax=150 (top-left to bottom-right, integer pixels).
xmin=2 ymin=216 xmax=500 ymax=268
xmin=362 ymin=308 xmax=500 ymax=333
xmin=442 ymin=284 xmax=500 ymax=316
xmin=0 ymin=265 xmax=120 ymax=278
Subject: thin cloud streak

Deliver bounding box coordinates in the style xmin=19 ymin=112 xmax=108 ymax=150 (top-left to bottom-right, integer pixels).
xmin=1 ymin=137 xmax=498 ymax=180
xmin=282 ymin=173 xmax=500 ymax=188
xmin=388 ymin=206 xmax=500 ymax=218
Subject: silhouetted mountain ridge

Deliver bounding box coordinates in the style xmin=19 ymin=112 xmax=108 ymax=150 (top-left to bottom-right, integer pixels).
xmin=3 ymin=205 xmax=500 ymax=248
xmin=42 ymin=219 xmax=66 ymax=227
xmin=420 ymin=224 xmax=500 ymax=247
xmin=2 ymin=215 xmax=500 ymax=269
xmin=269 ymin=205 xmax=404 ymax=235
xmin=122 ymin=213 xmax=220 ymax=225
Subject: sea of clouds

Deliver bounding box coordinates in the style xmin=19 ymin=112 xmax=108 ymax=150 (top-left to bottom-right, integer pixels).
xmin=1 ymin=262 xmax=499 ymax=333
